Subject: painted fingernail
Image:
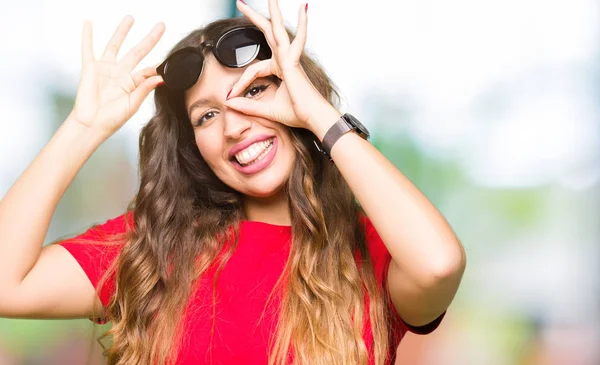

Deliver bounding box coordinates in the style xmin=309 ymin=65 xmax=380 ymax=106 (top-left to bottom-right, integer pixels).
xmin=305 ymin=3 xmax=308 ymax=12
xmin=239 ymin=0 xmax=246 ymax=4
xmin=226 ymin=89 xmax=232 ymax=100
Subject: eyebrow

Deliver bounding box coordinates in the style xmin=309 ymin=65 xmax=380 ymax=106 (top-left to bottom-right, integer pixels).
xmin=187 ymin=98 xmax=211 ymax=117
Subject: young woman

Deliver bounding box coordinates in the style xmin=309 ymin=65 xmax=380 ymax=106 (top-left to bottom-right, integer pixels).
xmin=0 ymin=1 xmax=466 ymax=364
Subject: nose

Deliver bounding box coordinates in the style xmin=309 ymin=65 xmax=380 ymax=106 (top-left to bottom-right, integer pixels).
xmin=223 ymin=109 xmax=252 ymax=140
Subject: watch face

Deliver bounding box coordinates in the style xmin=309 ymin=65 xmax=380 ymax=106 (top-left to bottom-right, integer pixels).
xmin=343 ymin=113 xmax=370 ymax=139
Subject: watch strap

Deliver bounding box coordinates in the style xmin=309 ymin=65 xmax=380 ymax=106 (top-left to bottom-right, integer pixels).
xmin=322 ymin=116 xmax=354 ymax=157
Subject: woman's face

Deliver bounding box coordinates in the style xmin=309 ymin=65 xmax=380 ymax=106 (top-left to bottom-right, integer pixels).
xmin=184 ymin=54 xmax=296 ymax=199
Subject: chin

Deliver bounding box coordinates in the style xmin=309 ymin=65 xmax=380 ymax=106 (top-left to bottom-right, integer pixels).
xmin=240 ymin=175 xmax=288 ymax=199
xmin=244 ymin=188 xmax=283 ymax=199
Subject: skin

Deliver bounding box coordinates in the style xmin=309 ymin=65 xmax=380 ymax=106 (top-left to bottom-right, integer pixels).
xmin=224 ymin=0 xmax=467 ymax=327
xmin=184 ymin=56 xmax=295 ymax=225
xmin=0 ymin=0 xmax=466 ymax=335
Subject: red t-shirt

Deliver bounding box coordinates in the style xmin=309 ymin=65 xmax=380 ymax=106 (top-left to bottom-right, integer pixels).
xmin=58 ymin=213 xmax=442 ymax=364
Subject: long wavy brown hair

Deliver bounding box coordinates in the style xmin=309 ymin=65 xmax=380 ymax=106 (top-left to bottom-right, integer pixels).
xmin=89 ymin=16 xmax=393 ymax=365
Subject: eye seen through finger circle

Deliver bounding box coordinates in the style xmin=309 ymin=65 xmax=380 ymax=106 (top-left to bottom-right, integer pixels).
xmin=243 ymin=83 xmax=270 ymax=98
xmin=193 ymin=79 xmax=275 ymax=128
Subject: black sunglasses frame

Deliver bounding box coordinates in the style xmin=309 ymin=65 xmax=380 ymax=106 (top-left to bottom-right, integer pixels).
xmin=156 ymin=26 xmax=271 ymax=91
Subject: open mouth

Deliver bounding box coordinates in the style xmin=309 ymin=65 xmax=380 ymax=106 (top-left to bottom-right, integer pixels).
xmin=231 ymin=137 xmax=275 ymax=167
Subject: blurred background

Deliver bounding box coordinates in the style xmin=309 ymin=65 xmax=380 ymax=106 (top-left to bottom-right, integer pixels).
xmin=0 ymin=0 xmax=598 ymax=364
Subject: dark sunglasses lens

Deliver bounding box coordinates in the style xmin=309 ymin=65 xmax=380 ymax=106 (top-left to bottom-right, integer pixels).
xmin=217 ymin=29 xmax=271 ymax=67
xmin=163 ymin=50 xmax=204 ymax=90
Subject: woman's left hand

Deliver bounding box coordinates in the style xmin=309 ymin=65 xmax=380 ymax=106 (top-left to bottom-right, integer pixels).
xmin=224 ymin=0 xmax=333 ymax=130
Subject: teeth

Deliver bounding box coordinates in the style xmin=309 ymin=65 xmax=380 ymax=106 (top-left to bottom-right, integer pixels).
xmin=235 ymin=138 xmax=274 ymax=165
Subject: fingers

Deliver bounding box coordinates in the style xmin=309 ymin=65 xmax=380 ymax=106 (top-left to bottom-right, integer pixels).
xmin=236 ymin=0 xmax=277 ymax=48
xmin=224 ymin=97 xmax=273 ymax=121
xmin=227 ymin=60 xmax=273 ymax=100
xmin=130 ymin=75 xmax=164 ymax=112
xmin=119 ymin=22 xmax=166 ymax=71
xmin=81 ymin=20 xmax=94 ymax=64
xmin=131 ymin=64 xmax=161 ymax=88
xmin=100 ymin=15 xmax=134 ymax=62
xmin=290 ymin=3 xmax=308 ymax=61
xmin=267 ymin=0 xmax=289 ymax=48
xmin=238 ymin=0 xmax=306 ymax=68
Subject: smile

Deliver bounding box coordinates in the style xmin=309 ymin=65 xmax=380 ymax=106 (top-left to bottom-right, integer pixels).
xmin=234 ymin=137 xmax=275 ymax=166
xmin=230 ymin=137 xmax=279 ymax=175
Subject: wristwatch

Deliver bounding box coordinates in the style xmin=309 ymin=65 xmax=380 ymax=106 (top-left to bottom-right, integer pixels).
xmin=314 ymin=113 xmax=370 ymax=159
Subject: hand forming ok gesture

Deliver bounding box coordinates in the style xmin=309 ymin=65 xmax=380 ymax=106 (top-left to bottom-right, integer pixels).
xmin=224 ymin=0 xmax=334 ymax=130
xmin=69 ymin=16 xmax=165 ymax=139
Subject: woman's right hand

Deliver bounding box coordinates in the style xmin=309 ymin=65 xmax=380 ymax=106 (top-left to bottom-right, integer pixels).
xmin=68 ymin=15 xmax=165 ymax=139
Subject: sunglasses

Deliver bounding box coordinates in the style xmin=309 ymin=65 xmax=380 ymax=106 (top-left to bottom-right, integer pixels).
xmin=156 ymin=26 xmax=272 ymax=91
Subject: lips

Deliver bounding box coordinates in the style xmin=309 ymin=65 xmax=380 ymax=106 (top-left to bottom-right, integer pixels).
xmin=228 ymin=134 xmax=275 ymax=161
xmin=234 ymin=138 xmax=275 ymax=165
xmin=230 ymin=136 xmax=278 ymax=175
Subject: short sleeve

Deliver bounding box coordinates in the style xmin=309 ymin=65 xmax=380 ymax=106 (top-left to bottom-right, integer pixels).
xmin=361 ymin=214 xmax=445 ymax=337
xmin=57 ymin=212 xmax=131 ymax=322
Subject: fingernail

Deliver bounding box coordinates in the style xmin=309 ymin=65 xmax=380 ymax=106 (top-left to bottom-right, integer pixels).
xmin=305 ymin=3 xmax=308 ymax=12
xmin=157 ymin=80 xmax=165 ymax=86
xmin=226 ymin=89 xmax=232 ymax=100
xmin=239 ymin=0 xmax=246 ymax=4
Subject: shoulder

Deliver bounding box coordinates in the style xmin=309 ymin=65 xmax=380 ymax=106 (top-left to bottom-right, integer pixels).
xmin=56 ymin=211 xmax=133 ymax=265
xmin=85 ymin=211 xmax=134 ymax=237
xmin=60 ymin=211 xmax=133 ymax=244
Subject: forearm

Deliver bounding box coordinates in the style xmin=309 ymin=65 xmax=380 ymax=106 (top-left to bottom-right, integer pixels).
xmin=0 ymin=117 xmax=105 ymax=286
xmin=309 ymin=106 xmax=465 ymax=286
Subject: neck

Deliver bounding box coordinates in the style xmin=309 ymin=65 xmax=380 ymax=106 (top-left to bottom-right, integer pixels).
xmin=243 ymin=189 xmax=291 ymax=226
